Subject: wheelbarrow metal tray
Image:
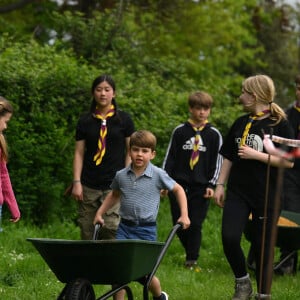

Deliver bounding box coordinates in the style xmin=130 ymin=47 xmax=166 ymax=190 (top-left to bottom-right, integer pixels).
xmin=27 ymin=238 xmax=164 ymax=285
xmin=276 ymin=210 xmax=300 ymax=250
xmin=244 ymin=210 xmax=300 ymax=250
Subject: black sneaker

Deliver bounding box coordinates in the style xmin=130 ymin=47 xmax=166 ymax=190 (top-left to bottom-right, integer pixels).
xmin=153 ymin=291 xmax=168 ymax=300
xmin=184 ymin=260 xmax=197 ymax=268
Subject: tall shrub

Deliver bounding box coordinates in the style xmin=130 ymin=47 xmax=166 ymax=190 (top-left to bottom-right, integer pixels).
xmin=0 ymin=37 xmax=97 ymax=224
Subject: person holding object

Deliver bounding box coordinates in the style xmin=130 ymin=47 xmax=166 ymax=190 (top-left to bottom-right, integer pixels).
xmin=163 ymin=91 xmax=223 ymax=269
xmin=275 ymin=74 xmax=300 ymax=275
xmin=213 ymin=75 xmax=294 ymax=300
xmin=94 ymin=130 xmax=190 ymax=300
xmin=72 ymin=74 xmax=135 ymax=240
xmin=0 ymin=97 xmax=20 ymax=225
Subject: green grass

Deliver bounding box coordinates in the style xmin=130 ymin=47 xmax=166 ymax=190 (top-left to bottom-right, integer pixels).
xmin=1 ymin=200 xmax=300 ymax=299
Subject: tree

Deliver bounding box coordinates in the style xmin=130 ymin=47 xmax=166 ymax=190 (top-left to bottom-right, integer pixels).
xmin=250 ymin=1 xmax=299 ymax=107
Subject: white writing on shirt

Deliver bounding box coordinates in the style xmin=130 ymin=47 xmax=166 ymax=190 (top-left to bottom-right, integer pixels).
xmin=182 ymin=137 xmax=207 ymax=152
xmin=235 ymin=134 xmax=264 ymax=151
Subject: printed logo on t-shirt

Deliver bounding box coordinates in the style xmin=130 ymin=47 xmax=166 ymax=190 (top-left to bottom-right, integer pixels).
xmin=183 ymin=137 xmax=207 ymax=152
xmin=236 ymin=134 xmax=264 ymax=151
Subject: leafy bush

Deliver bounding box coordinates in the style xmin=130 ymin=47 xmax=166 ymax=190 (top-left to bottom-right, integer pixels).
xmin=0 ymin=37 xmax=97 ymax=224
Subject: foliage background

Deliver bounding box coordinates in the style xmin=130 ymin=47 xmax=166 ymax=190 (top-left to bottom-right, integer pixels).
xmin=0 ymin=0 xmax=299 ymax=224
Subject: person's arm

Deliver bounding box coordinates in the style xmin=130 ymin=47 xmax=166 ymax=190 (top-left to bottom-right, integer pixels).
xmin=238 ymin=145 xmax=294 ymax=168
xmin=161 ymin=131 xmax=177 ymax=196
xmin=1 ymin=160 xmax=20 ymax=222
xmin=213 ymin=158 xmax=232 ymax=208
xmin=93 ymin=190 xmax=121 ymax=225
xmin=162 ymin=130 xmax=177 ymax=175
xmin=206 ymin=130 xmax=223 ymax=196
xmin=72 ymin=140 xmax=85 ymax=201
xmin=171 ymin=183 xmax=190 ymax=229
xmin=203 ymin=187 xmax=214 ymax=199
xmin=124 ymin=136 xmax=131 ymax=167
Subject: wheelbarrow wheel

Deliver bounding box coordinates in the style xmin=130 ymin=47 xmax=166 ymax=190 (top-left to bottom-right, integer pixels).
xmin=64 ymin=278 xmax=95 ymax=300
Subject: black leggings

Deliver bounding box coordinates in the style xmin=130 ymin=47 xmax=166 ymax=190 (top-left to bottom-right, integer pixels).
xmin=222 ymin=190 xmax=278 ymax=294
xmin=169 ymin=185 xmax=209 ymax=261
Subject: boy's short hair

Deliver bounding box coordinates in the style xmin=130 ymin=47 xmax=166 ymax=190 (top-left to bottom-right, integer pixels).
xmin=130 ymin=130 xmax=157 ymax=151
xmin=188 ymin=91 xmax=213 ymax=109
xmin=295 ymin=74 xmax=300 ymax=85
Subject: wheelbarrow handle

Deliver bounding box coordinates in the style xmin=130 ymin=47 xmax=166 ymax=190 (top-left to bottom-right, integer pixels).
xmin=166 ymin=222 xmax=183 ymax=246
xmin=93 ymin=223 xmax=102 ymax=240
xmin=143 ymin=222 xmax=183 ymax=299
xmin=175 ymin=222 xmax=184 ymax=230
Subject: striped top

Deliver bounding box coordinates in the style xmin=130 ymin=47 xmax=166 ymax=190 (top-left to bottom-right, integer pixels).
xmin=111 ymin=162 xmax=176 ymax=222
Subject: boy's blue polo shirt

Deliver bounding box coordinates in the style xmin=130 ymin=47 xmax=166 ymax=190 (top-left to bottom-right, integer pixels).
xmin=111 ymin=162 xmax=175 ymax=222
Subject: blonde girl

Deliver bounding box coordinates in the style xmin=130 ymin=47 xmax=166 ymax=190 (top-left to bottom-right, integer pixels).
xmin=214 ymin=75 xmax=294 ymax=300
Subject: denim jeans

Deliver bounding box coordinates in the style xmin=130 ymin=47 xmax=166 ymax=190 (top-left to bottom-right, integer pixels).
xmin=116 ymin=222 xmax=157 ymax=241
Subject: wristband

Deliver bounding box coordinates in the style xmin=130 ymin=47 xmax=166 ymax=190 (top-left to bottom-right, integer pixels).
xmin=216 ymin=183 xmax=225 ymax=187
xmin=73 ymin=180 xmax=81 ymax=184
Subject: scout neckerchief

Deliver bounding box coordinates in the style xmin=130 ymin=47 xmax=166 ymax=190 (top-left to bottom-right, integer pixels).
xmin=189 ymin=119 xmax=208 ymax=170
xmin=93 ymin=104 xmax=115 ymax=165
xmin=239 ymin=110 xmax=270 ymax=147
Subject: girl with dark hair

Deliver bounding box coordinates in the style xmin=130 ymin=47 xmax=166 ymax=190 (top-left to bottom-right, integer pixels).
xmin=71 ymin=74 xmax=135 ymax=240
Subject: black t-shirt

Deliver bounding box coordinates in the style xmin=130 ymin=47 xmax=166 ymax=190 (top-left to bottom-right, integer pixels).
xmin=76 ymin=110 xmax=135 ymax=189
xmin=284 ymin=105 xmax=300 ymax=187
xmin=286 ymin=105 xmax=300 ymax=139
xmin=220 ymin=114 xmax=294 ymax=208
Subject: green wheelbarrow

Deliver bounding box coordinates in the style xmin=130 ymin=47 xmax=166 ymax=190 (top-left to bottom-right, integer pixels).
xmin=27 ymin=223 xmax=182 ymax=300
xmin=244 ymin=210 xmax=300 ymax=273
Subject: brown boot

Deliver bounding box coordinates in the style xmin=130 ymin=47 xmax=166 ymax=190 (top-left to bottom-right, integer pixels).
xmin=232 ymin=275 xmax=253 ymax=300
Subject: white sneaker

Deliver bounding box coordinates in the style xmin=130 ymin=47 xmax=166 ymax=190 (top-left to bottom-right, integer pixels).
xmin=161 ymin=291 xmax=169 ymax=300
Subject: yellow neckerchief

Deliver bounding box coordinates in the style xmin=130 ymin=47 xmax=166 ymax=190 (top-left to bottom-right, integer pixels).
xmin=93 ymin=104 xmax=115 ymax=165
xmin=240 ymin=110 xmax=270 ymax=147
xmin=188 ymin=119 xmax=208 ymax=170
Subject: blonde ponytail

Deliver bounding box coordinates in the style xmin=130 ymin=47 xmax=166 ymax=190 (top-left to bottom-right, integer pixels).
xmin=243 ymin=74 xmax=286 ymax=125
